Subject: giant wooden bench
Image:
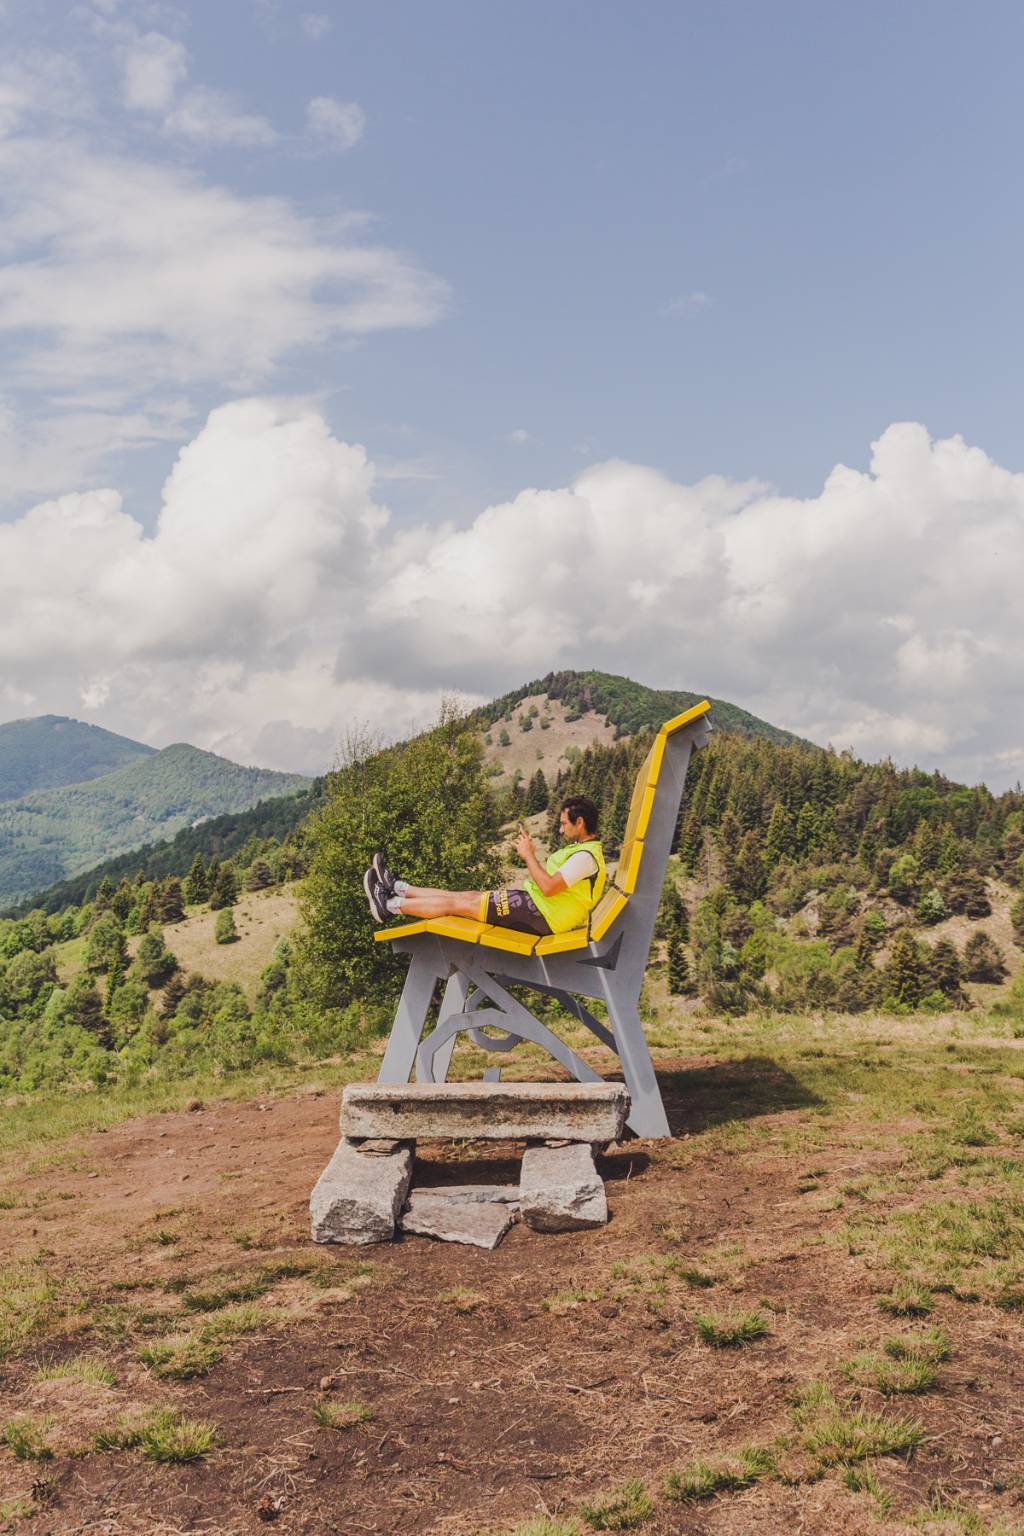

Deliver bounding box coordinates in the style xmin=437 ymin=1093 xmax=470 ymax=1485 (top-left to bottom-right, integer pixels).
xmin=372 ymin=700 xmax=712 ymax=1138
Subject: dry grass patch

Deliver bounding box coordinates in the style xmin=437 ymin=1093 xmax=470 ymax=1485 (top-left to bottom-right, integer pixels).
xmin=693 ymin=1308 xmax=772 ymax=1347
xmin=95 ymin=1407 xmax=220 ymax=1463
xmin=313 ymin=1399 xmax=374 ymax=1431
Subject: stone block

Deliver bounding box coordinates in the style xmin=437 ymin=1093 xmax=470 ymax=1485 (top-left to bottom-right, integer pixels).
xmin=341 ymin=1081 xmax=628 ymax=1143
xmin=518 ymin=1142 xmax=607 ymax=1232
xmin=310 ymin=1137 xmax=413 ymax=1245
xmin=400 ymin=1191 xmax=515 ymax=1249
xmin=413 ymin=1184 xmax=519 ymax=1205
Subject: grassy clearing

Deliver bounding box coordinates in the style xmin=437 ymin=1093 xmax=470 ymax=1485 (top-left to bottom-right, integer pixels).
xmin=693 ymin=1309 xmax=772 ymax=1347
xmin=313 ymin=1399 xmax=374 ymax=1430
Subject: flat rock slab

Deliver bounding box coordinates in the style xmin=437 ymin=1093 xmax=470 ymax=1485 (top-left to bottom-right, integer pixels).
xmin=412 ymin=1184 xmax=520 ymax=1206
xmin=341 ymin=1081 xmax=629 ymax=1143
xmin=519 ymin=1143 xmax=608 ymax=1232
xmin=310 ymin=1138 xmax=413 ymax=1245
xmin=400 ymin=1192 xmax=515 ymax=1249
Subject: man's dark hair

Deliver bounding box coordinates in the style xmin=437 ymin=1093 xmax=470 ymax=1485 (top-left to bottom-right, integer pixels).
xmin=561 ymin=795 xmax=599 ymax=836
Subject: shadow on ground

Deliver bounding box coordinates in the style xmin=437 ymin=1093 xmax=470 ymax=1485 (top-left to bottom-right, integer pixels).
xmin=658 ymin=1054 xmax=822 ymax=1137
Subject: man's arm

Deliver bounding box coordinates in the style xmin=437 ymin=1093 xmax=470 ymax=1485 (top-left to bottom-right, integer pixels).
xmin=513 ymin=830 xmax=567 ymax=897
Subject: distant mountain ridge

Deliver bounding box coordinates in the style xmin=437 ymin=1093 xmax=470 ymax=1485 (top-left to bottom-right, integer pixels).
xmin=0 ymin=742 xmax=310 ymax=907
xmin=7 ymin=671 xmax=810 ymax=914
xmin=0 ymin=715 xmax=155 ymax=803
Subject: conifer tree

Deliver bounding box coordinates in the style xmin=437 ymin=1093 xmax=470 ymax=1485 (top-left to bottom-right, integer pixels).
xmin=962 ymin=930 xmax=1006 ymax=982
xmin=208 ymin=861 xmax=239 ymax=911
xmin=732 ymin=830 xmax=766 ymax=903
xmin=885 ymin=930 xmax=927 ymax=1007
xmin=105 ymin=947 xmax=126 ymax=1001
xmin=525 ymin=769 xmax=549 ymax=816
xmin=667 ymin=935 xmax=692 ymax=995
xmin=136 ymin=883 xmax=159 ymax=929
xmin=111 ymin=878 xmax=134 ymax=921
xmin=159 ymin=878 xmax=185 ymax=924
xmin=794 ymin=801 xmax=817 ymax=856
xmin=1011 ymin=894 xmax=1024 ymax=948
xmin=677 ymin=810 xmax=703 ymax=876
xmin=246 ymin=858 xmax=274 ymax=891
xmin=764 ymin=801 xmax=794 ymax=867
xmin=132 ymin=925 xmax=178 ymax=988
xmin=184 ymin=854 xmax=208 ymax=905
xmin=916 ymin=886 xmax=946 ymax=926
xmin=160 ymin=971 xmax=188 ymax=1020
xmin=928 ymin=938 xmax=963 ymax=1000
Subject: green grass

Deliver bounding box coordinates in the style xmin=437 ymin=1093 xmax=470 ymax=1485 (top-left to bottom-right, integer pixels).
xmin=693 ymin=1308 xmax=771 ymax=1347
xmin=138 ymin=1334 xmax=223 ymax=1379
xmin=877 ymin=1281 xmax=935 ymax=1317
xmin=843 ymin=1465 xmax=896 ymax=1515
xmin=0 ymin=1261 xmax=62 ymax=1361
xmin=313 ymin=1399 xmax=374 ymax=1430
xmin=791 ymin=1382 xmax=925 ymax=1466
xmin=578 ymin=1479 xmax=653 ymax=1530
xmin=94 ymin=1407 xmax=219 ymax=1462
xmin=884 ymin=1325 xmax=952 ymax=1364
xmin=1 ymin=1415 xmax=54 ymax=1461
xmin=542 ymin=1286 xmax=602 ymax=1314
xmin=664 ymin=1445 xmax=777 ymax=1502
xmin=500 ymin=1523 xmax=582 ymax=1536
xmin=33 ymin=1356 xmax=117 ymax=1387
xmin=841 ymin=1351 xmax=937 ymax=1395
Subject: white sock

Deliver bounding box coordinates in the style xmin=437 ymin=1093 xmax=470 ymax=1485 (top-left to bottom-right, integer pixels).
xmin=386 ymin=895 xmax=405 ymax=915
xmin=394 ymin=879 xmax=409 ymax=895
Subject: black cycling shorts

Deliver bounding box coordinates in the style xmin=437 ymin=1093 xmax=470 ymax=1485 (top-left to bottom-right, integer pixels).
xmin=481 ymin=886 xmax=552 ymax=936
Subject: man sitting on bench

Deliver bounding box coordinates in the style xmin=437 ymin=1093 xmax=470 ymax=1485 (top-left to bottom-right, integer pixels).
xmin=364 ymin=795 xmax=606 ymax=937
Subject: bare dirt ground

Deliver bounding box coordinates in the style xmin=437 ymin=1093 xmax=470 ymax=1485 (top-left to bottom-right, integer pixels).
xmin=3 ymin=1039 xmax=1023 ymax=1536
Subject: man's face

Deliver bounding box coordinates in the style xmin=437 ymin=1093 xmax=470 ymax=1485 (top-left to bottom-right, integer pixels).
xmin=559 ymin=808 xmax=586 ymax=839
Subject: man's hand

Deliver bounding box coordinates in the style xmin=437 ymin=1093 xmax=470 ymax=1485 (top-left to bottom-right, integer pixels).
xmin=513 ymin=828 xmax=534 ymax=862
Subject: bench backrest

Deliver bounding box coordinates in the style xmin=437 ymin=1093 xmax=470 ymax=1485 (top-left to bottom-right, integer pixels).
xmin=587 ymin=700 xmax=711 ymax=948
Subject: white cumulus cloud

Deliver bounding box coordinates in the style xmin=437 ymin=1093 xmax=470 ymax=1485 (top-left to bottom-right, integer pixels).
xmin=306 ymin=95 xmax=365 ymax=151
xmin=1 ymin=406 xmax=1021 ymax=789
xmin=119 ymin=30 xmax=188 ymax=112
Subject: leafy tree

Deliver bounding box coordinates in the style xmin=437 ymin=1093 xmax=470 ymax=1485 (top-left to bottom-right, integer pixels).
xmin=131 ymin=925 xmax=178 ymax=988
xmin=208 ymin=861 xmax=239 ymax=910
xmin=916 ymin=886 xmax=947 ymax=926
xmin=884 ymin=930 xmax=928 ymax=1008
xmin=0 ymin=948 xmax=57 ymax=1013
xmin=887 ymin=853 xmax=921 ymax=905
xmin=519 ymin=712 xmax=533 ymax=732
xmin=498 ymin=728 xmax=510 ymax=748
xmin=184 ymin=853 xmax=209 ymax=905
xmin=294 ymin=704 xmax=502 ymax=1010
xmin=962 ymin=930 xmax=1006 ymax=982
xmin=63 ymin=974 xmax=109 ymax=1043
xmin=85 ymin=913 xmax=127 ymax=975
xmin=159 ymin=878 xmax=185 ymax=924
xmin=215 ymin=908 xmax=239 ymax=945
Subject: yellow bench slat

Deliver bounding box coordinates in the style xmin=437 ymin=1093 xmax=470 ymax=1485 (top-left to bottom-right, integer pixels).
xmin=615 ymin=838 xmax=644 ymax=895
xmin=374 ymin=920 xmax=432 ymax=942
xmin=589 ymin=888 xmax=628 ymax=941
xmin=477 ymin=925 xmax=539 ymax=954
xmin=427 ymin=916 xmax=486 ymax=943
xmin=658 ymin=699 xmax=711 ymax=736
xmin=535 ymin=928 xmax=589 ymax=955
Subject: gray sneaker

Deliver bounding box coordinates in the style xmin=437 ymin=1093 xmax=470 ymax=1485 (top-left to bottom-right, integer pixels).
xmin=372 ymin=852 xmax=397 ymax=894
xmin=363 ymin=866 xmax=388 ymax=924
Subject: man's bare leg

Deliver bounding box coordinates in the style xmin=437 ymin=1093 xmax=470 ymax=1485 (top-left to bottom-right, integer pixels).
xmin=396 ymin=890 xmax=484 ymax=920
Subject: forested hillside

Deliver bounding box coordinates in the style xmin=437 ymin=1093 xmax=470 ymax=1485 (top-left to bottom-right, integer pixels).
xmin=0 ymin=744 xmax=310 ymax=906
xmin=0 ymin=714 xmax=154 ymax=802
xmin=1 ymin=692 xmax=1022 ymax=1103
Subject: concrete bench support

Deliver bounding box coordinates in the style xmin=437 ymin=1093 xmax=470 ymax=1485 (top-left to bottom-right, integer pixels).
xmin=341 ymin=1080 xmax=628 ymax=1144
xmin=310 ymin=1137 xmax=413 ymax=1245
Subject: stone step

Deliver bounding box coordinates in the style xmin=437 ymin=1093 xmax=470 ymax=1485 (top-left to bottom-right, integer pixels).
xmin=341 ymin=1081 xmax=629 ymax=1143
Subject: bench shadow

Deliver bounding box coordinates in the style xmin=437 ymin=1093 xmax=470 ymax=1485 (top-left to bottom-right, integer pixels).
xmin=655 ymin=1055 xmax=822 ymax=1138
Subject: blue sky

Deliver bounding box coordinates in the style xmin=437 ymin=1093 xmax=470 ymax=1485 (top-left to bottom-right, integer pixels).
xmin=1 ymin=0 xmax=1022 ymax=786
